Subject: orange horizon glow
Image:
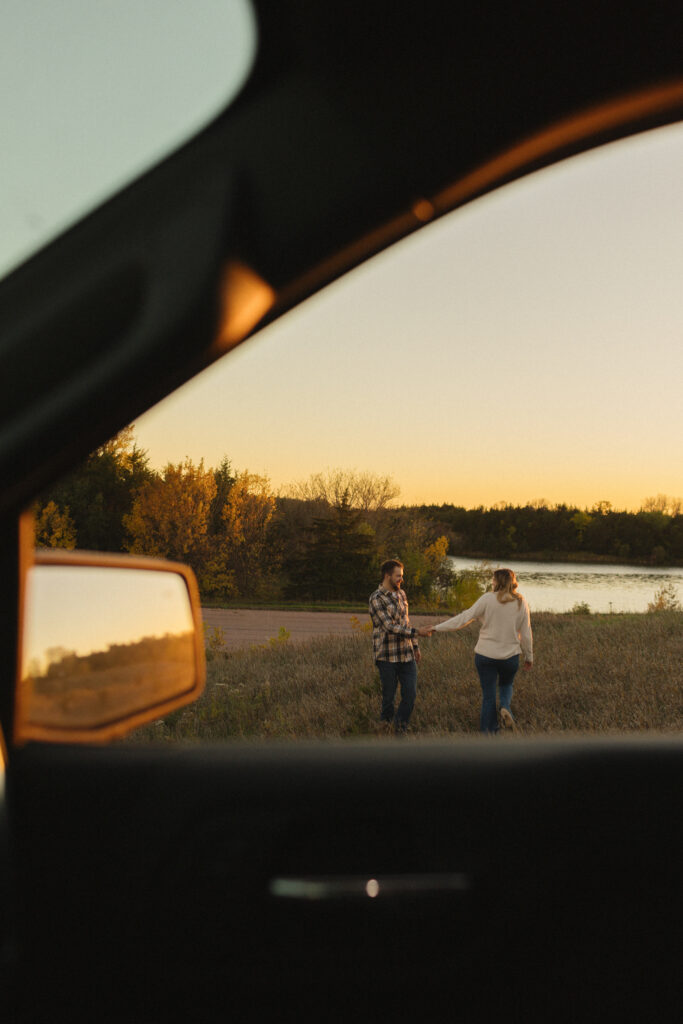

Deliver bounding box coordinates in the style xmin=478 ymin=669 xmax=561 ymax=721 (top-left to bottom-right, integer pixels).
xmin=130 ymin=450 xmax=677 ymax=515
xmin=135 ymin=123 xmax=683 ymax=520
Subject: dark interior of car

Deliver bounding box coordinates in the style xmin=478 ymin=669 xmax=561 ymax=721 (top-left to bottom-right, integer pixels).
xmin=1 ymin=3 xmax=682 ymax=1020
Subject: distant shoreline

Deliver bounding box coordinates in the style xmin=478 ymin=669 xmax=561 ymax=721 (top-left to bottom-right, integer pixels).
xmin=450 ymin=551 xmax=683 ymax=569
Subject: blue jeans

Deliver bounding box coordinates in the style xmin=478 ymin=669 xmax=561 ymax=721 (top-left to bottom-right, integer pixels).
xmin=474 ymin=653 xmax=519 ymax=734
xmin=377 ymin=659 xmax=417 ymax=731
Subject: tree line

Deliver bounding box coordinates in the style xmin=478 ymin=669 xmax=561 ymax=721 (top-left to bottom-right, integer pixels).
xmin=34 ymin=429 xmax=474 ymax=605
xmin=415 ymin=497 xmax=683 ymax=565
xmin=34 ymin=428 xmax=682 ymax=606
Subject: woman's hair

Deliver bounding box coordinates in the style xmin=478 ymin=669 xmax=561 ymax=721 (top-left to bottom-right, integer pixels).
xmin=492 ymin=568 xmax=522 ymax=604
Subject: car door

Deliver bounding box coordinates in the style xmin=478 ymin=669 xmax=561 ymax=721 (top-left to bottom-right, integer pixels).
xmin=2 ymin=4 xmax=683 ymax=1022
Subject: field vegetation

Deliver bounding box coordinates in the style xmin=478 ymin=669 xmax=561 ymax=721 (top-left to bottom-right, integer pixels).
xmin=130 ymin=610 xmax=683 ymax=743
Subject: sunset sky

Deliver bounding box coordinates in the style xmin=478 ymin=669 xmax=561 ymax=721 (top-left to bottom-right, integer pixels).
xmin=134 ymin=122 xmax=683 ymax=511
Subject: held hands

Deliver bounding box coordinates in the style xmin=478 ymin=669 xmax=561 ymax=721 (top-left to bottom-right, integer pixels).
xmin=417 ymin=625 xmax=434 ymax=637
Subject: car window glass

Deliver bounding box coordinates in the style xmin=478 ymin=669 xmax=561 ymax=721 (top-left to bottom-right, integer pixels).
xmin=0 ymin=0 xmax=256 ymax=278
xmin=38 ymin=121 xmax=683 ymax=742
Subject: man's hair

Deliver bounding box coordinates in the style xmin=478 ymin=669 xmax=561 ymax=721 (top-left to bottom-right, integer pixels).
xmin=380 ymin=558 xmax=403 ymax=579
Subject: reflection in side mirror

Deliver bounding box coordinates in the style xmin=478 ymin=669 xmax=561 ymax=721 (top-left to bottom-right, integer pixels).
xmin=16 ymin=553 xmax=205 ymax=744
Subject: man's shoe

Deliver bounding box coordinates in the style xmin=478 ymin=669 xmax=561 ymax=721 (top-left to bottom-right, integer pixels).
xmin=500 ymin=707 xmax=516 ymax=732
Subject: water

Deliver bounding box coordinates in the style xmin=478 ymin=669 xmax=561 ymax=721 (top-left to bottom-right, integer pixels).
xmin=447 ymin=556 xmax=683 ymax=613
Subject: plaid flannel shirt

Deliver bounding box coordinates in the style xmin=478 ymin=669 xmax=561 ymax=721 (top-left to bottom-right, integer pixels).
xmin=368 ymin=585 xmax=419 ymax=663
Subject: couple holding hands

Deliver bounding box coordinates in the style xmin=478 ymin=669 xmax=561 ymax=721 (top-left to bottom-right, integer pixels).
xmin=368 ymin=559 xmax=533 ymax=734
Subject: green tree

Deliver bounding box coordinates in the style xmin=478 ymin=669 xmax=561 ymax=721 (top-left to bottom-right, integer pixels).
xmin=42 ymin=425 xmax=152 ymax=551
xmin=285 ymin=493 xmax=376 ymax=600
xmin=210 ymin=456 xmax=236 ymax=535
xmin=571 ymin=510 xmax=592 ymax=547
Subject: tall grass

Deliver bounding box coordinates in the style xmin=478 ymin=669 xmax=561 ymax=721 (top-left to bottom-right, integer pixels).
xmin=130 ymin=611 xmax=683 ymax=742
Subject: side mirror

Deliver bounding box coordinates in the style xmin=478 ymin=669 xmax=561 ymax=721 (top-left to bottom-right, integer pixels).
xmin=15 ymin=550 xmax=205 ymax=744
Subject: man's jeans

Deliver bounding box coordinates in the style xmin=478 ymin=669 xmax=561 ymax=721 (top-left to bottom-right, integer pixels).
xmin=377 ymin=659 xmax=417 ymax=731
xmin=474 ymin=653 xmax=519 ymax=734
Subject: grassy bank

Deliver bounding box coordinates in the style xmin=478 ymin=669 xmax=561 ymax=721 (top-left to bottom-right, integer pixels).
xmin=130 ymin=611 xmax=683 ymax=742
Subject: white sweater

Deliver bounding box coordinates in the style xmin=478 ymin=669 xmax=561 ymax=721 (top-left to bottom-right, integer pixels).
xmin=434 ymin=592 xmax=533 ymax=662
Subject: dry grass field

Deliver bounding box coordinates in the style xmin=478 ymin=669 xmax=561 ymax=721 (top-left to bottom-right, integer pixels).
xmin=130 ymin=611 xmax=683 ymax=742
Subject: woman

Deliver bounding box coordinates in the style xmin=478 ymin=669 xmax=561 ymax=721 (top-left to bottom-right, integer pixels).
xmin=434 ymin=568 xmax=533 ymax=734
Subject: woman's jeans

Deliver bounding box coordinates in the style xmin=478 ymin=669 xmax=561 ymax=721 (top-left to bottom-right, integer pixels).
xmin=377 ymin=659 xmax=417 ymax=732
xmin=474 ymin=653 xmax=519 ymax=734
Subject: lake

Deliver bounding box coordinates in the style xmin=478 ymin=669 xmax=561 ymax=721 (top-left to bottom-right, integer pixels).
xmin=447 ymin=556 xmax=683 ymax=613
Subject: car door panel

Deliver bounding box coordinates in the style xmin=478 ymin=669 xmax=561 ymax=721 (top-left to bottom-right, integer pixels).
xmin=8 ymin=739 xmax=682 ymax=1021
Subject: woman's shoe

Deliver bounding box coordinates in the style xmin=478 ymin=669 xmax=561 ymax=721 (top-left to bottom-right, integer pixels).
xmin=500 ymin=707 xmax=517 ymax=732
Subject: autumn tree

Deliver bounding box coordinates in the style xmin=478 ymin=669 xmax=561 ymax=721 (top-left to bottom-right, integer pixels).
xmin=221 ymin=471 xmax=277 ymax=597
xmin=378 ymin=516 xmax=454 ymax=601
xmin=201 ymin=471 xmax=278 ymax=600
xmin=124 ymin=458 xmax=216 ymax=575
xmin=34 ymin=501 xmax=77 ymax=549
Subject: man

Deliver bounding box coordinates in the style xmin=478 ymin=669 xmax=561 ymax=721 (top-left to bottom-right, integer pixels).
xmin=369 ymin=559 xmax=432 ymax=734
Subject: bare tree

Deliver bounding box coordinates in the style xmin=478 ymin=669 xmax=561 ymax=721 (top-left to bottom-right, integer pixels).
xmin=287 ymin=468 xmax=400 ymax=512
xmin=641 ymin=494 xmax=682 ymax=515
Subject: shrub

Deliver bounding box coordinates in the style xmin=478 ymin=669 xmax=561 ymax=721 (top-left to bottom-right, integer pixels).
xmin=647 ymin=583 xmax=681 ymax=612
